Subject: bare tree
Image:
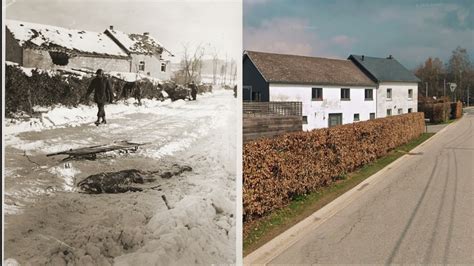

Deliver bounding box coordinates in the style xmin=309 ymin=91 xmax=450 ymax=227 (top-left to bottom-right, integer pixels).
xmin=212 ymin=48 xmax=219 ymax=85
xmin=176 ymin=43 xmax=206 ymax=85
xmin=415 ymin=57 xmax=444 ymax=97
xmin=229 ymin=59 xmax=237 ymax=85
xmin=448 ymin=46 xmax=471 ymax=101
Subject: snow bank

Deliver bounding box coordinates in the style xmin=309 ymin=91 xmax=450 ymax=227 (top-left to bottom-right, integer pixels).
xmin=4 ymin=93 xmax=217 ymax=139
xmin=115 ymin=195 xmax=235 ymax=265
xmin=48 ymin=164 xmax=81 ymax=192
xmin=108 ymin=71 xmax=162 ymax=84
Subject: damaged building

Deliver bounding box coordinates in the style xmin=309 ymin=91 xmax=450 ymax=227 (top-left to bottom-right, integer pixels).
xmin=5 ymin=19 xmax=173 ymax=80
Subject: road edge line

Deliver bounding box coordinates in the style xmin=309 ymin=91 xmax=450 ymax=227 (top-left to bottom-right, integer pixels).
xmin=243 ymin=131 xmax=441 ymax=265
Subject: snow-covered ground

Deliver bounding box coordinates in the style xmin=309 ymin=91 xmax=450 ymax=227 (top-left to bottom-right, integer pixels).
xmin=4 ymin=89 xmax=237 ymax=265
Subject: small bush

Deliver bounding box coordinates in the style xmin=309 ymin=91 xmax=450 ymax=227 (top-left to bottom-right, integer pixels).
xmin=243 ymin=113 xmax=425 ymax=221
xmin=450 ymin=101 xmax=463 ymax=119
xmin=419 ymin=102 xmax=450 ymax=123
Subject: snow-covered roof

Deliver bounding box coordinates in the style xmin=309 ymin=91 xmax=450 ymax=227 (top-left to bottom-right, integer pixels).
xmin=105 ymin=28 xmax=173 ymax=57
xmin=6 ymin=19 xmax=128 ymax=58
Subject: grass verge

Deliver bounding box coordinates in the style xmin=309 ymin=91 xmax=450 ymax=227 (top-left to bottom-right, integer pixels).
xmin=243 ymin=132 xmax=435 ymax=255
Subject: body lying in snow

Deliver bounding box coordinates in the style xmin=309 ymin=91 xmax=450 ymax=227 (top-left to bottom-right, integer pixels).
xmin=77 ymin=165 xmax=192 ymax=194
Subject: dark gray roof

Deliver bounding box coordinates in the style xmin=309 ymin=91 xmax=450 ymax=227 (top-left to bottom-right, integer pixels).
xmin=245 ymin=51 xmax=376 ymax=87
xmin=349 ymin=55 xmax=420 ymax=83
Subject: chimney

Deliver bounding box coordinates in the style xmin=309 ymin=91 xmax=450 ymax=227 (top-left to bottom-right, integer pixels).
xmin=361 ymin=55 xmax=365 ymax=61
xmin=109 ymin=25 xmax=114 ymax=30
xmin=387 ymin=54 xmax=393 ymax=59
xmin=143 ymin=32 xmax=149 ymax=36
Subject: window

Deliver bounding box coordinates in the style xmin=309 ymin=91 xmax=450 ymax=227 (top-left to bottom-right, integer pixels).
xmin=365 ymin=89 xmax=373 ymax=100
xmin=139 ymin=61 xmax=145 ymax=71
xmin=398 ymin=108 xmax=403 ymax=114
xmin=370 ymin=113 xmax=376 ymax=120
xmin=312 ymin=88 xmax=323 ymax=100
xmin=408 ymin=89 xmax=413 ymax=99
xmin=341 ymin=88 xmax=350 ymax=100
xmin=408 ymin=108 xmax=413 ymax=113
xmin=387 ymin=88 xmax=392 ymax=100
xmin=328 ymin=113 xmax=343 ymax=127
xmin=353 ymin=113 xmax=360 ymax=122
xmin=387 ymin=109 xmax=392 ymax=116
xmin=302 ymin=116 xmax=308 ymax=124
xmin=161 ymin=62 xmax=167 ymax=72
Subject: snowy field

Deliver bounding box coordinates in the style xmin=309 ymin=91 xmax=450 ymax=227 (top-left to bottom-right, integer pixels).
xmin=4 ymin=89 xmax=237 ymax=265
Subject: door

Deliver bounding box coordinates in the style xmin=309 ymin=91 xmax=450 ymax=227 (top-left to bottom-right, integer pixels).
xmin=328 ymin=113 xmax=342 ymax=127
xmin=243 ymin=86 xmax=252 ymax=101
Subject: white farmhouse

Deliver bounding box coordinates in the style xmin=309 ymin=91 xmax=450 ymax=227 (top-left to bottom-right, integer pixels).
xmin=243 ymin=51 xmax=377 ymax=131
xmin=349 ymin=55 xmax=420 ymax=117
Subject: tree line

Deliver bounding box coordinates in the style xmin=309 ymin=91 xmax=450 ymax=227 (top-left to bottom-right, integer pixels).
xmin=415 ymin=46 xmax=473 ymax=104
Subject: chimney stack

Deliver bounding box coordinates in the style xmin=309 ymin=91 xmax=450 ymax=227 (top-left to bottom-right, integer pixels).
xmin=387 ymin=54 xmax=393 ymax=59
xmin=109 ymin=25 xmax=114 ymax=30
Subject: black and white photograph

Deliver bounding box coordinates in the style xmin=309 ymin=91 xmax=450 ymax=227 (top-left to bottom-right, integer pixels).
xmin=3 ymin=0 xmax=241 ymax=265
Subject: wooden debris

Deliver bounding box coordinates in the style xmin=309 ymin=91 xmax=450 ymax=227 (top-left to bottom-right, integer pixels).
xmin=46 ymin=140 xmax=149 ymax=161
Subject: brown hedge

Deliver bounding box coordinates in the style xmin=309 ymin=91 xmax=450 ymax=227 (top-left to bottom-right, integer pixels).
xmin=450 ymin=101 xmax=463 ymax=119
xmin=243 ymin=112 xmax=425 ymax=221
xmin=418 ymin=102 xmax=450 ymax=123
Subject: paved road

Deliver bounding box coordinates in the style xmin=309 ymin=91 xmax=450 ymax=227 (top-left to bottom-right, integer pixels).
xmin=267 ymin=109 xmax=474 ymax=264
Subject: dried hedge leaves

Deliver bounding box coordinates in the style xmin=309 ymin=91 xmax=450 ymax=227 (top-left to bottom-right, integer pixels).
xmin=243 ymin=113 xmax=425 ymax=222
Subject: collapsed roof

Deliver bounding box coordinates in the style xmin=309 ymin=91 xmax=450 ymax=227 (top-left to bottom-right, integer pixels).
xmin=105 ymin=28 xmax=173 ymax=57
xmin=6 ymin=19 xmax=128 ymax=58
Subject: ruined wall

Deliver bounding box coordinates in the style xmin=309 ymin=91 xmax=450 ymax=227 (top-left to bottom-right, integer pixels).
xmin=21 ymin=48 xmax=130 ymax=72
xmin=68 ymin=56 xmax=130 ymax=72
xmin=5 ymin=28 xmax=23 ymax=64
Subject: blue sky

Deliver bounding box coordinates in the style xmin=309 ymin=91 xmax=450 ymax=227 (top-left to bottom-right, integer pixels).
xmin=244 ymin=0 xmax=474 ymax=69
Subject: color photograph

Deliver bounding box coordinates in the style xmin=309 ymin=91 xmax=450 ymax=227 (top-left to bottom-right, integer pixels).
xmin=243 ymin=0 xmax=473 ymax=264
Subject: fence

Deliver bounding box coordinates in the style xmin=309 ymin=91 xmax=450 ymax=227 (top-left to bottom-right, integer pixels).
xmin=243 ymin=102 xmax=303 ymax=142
xmin=243 ymin=101 xmax=302 ymax=117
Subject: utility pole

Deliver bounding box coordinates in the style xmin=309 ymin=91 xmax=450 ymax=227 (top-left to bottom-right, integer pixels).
xmin=425 ymin=82 xmax=428 ymax=98
xmin=443 ymin=78 xmax=446 ymax=98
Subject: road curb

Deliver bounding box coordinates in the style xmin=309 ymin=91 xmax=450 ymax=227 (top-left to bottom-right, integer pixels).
xmin=244 ymin=126 xmax=448 ymax=265
xmin=414 ymin=118 xmax=461 ymax=152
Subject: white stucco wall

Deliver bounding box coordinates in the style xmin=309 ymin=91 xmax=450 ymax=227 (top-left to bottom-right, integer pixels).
xmin=269 ymin=83 xmax=377 ymax=131
xmin=376 ymin=82 xmax=418 ymax=118
xmin=130 ymin=54 xmax=171 ymax=81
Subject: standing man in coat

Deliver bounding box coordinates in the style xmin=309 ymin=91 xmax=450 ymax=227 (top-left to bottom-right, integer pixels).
xmin=189 ymin=81 xmax=198 ymax=101
xmin=83 ymin=69 xmax=114 ymax=125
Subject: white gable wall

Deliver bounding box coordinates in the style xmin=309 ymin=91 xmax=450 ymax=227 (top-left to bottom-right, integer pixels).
xmin=130 ymin=54 xmax=171 ymax=80
xmin=269 ymin=83 xmax=377 ymax=131
xmin=376 ymin=82 xmax=418 ymax=118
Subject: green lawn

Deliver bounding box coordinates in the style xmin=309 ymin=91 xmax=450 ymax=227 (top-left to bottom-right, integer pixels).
xmin=243 ymin=132 xmax=435 ymax=255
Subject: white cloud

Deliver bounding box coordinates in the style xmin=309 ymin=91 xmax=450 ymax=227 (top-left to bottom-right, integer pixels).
xmin=243 ymin=17 xmax=338 ymax=57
